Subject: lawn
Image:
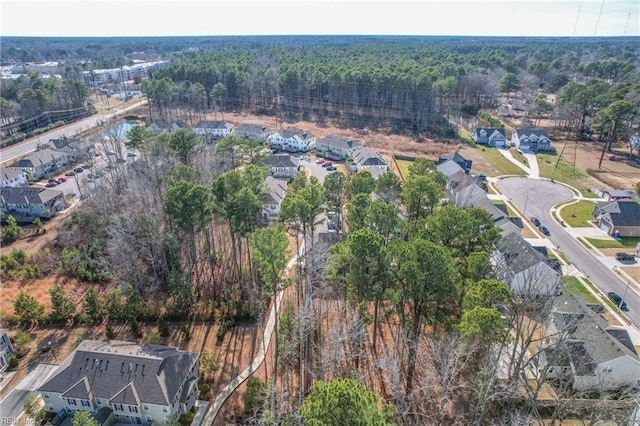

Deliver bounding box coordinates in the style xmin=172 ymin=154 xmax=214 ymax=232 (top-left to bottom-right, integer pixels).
xmin=558 ymin=200 xmax=598 ymax=227
xmin=585 ymin=237 xmax=640 ymax=249
xmin=562 ymin=276 xmax=598 ymax=303
xmin=509 ymin=148 xmax=528 ymax=167
xmin=395 ymin=159 xmax=413 ymax=180
xmin=536 ymin=152 xmax=590 ymax=191
xmin=472 ymin=146 xmax=527 ymax=177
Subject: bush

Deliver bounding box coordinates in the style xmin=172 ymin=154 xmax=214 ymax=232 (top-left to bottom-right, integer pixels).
xmin=244 ymin=377 xmax=266 ymax=413
xmin=147 ymin=332 xmax=162 ymax=345
xmin=198 ymin=382 xmax=211 ymax=399
xmin=14 ymin=329 xmax=31 ymax=346
xmin=7 ymin=354 xmax=18 ymax=370
xmin=216 ymin=319 xmax=234 ymax=341
xmin=105 ymin=323 xmax=117 ymax=340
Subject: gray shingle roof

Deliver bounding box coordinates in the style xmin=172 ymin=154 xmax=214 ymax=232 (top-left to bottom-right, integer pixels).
xmin=473 ymin=128 xmax=505 ymax=139
xmin=596 ymin=200 xmax=640 ymax=227
xmin=263 ymin=154 xmax=299 ymax=168
xmin=10 ymin=149 xmax=66 ymax=168
xmin=277 ymin=128 xmax=313 ymax=140
xmin=38 ymin=340 xmax=199 ymax=406
xmin=1 ymin=187 xmax=64 ymax=204
xmin=194 ymin=121 xmax=233 ymax=130
xmin=317 ymin=135 xmax=359 ymax=151
xmin=1 ymin=168 xmax=27 ymax=181
xmin=47 ymin=138 xmax=84 ymax=150
xmin=351 ymin=147 xmax=386 ymax=166
xmin=515 ymin=129 xmax=550 ymax=139
xmin=264 ymin=176 xmax=287 ymax=204
xmin=436 ymin=159 xmax=464 ymax=177
xmin=235 ymin=123 xmax=272 ymax=134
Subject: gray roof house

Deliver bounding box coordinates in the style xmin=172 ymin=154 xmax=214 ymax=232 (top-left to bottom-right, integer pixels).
xmin=595 ymin=189 xmax=637 ymax=202
xmin=540 ymin=294 xmax=640 ymax=391
xmin=269 ymin=129 xmax=316 ymax=153
xmin=472 ymin=128 xmax=507 ymax=147
xmin=261 ymin=176 xmax=288 ymax=225
xmin=263 ymin=154 xmax=300 ymax=180
xmin=592 ymin=200 xmax=640 ymax=237
xmin=1 ymin=186 xmax=65 ymax=222
xmin=234 ymin=123 xmax=272 ymax=144
xmin=193 ymin=120 xmax=233 ymax=139
xmin=10 ymin=148 xmax=68 ymax=180
xmin=316 ymin=135 xmax=359 ymax=160
xmin=170 ymin=121 xmax=189 ymax=133
xmin=1 ymin=168 xmax=28 ymax=188
xmin=437 ymin=152 xmax=472 ymax=174
xmin=46 ymin=138 xmax=96 ymax=162
xmin=38 ymin=340 xmax=200 ymax=426
xmin=511 ymin=129 xmax=553 ymax=152
xmin=349 ymin=147 xmax=388 ymax=178
xmin=0 ymin=329 xmax=15 ymax=373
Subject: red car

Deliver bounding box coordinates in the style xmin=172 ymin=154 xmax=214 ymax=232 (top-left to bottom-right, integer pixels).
xmin=322 ymin=161 xmax=333 ymax=167
xmin=57 ymin=177 xmax=67 ymax=182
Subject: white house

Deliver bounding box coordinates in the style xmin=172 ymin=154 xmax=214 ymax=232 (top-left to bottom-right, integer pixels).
xmin=269 ymin=129 xmax=315 ymax=153
xmin=472 ymin=128 xmax=507 ymax=147
xmin=1 ymin=168 xmax=28 ymax=188
xmin=540 ymin=294 xmax=640 ymax=391
xmin=38 ymin=340 xmax=200 ymax=426
xmin=511 ymin=129 xmax=552 ymax=152
xmin=0 ymin=186 xmax=65 ymax=221
xmin=263 ymin=154 xmax=300 ymax=180
xmin=0 ymin=329 xmax=15 ymax=373
xmin=233 ymin=123 xmax=272 ymax=144
xmin=261 ymin=176 xmax=288 ymax=225
xmin=46 ymin=138 xmax=96 ymax=162
xmin=193 ymin=120 xmax=233 ymax=140
xmin=315 ymin=135 xmax=359 ymax=160
xmin=10 ymin=149 xmax=68 ymax=180
xmin=349 ymin=146 xmax=388 ymax=177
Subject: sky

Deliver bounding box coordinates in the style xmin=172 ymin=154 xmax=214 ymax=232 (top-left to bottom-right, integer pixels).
xmin=1 ymin=0 xmax=639 ymax=38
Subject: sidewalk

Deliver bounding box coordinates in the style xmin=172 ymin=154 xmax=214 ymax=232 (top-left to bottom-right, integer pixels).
xmin=496 ymin=146 xmax=531 ymax=175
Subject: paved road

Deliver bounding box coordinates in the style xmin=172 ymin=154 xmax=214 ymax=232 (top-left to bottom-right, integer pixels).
xmin=0 ymin=363 xmax=58 ymax=423
xmin=497 ymin=176 xmax=640 ymax=326
xmin=0 ymin=99 xmax=147 ymax=165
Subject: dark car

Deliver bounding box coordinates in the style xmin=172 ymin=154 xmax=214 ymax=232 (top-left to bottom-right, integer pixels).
xmin=74 ymin=167 xmax=84 ymax=173
xmin=530 ymin=217 xmax=541 ymax=227
xmin=326 ymin=165 xmax=337 ymax=171
xmin=538 ymin=225 xmax=550 ymax=236
xmin=65 ymin=171 xmax=76 ymax=176
xmin=615 ymin=252 xmax=636 ymax=261
xmin=48 ymin=177 xmax=58 ymax=183
xmin=45 ymin=182 xmax=57 ymax=188
xmin=607 ymin=291 xmax=629 ymax=311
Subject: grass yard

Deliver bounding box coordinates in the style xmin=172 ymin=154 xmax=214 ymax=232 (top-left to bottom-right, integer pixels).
xmin=536 ymin=152 xmax=591 ymax=191
xmin=472 ymin=146 xmax=527 ymax=177
xmin=558 ymin=200 xmax=598 ymax=227
xmin=509 ymin=148 xmax=528 ymax=167
xmin=586 ymin=237 xmax=640 ymax=249
xmin=562 ymin=276 xmax=598 ymax=303
xmin=395 ymin=159 xmax=413 ymax=180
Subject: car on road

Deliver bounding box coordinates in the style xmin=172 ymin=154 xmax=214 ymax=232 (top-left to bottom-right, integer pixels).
xmin=530 ymin=216 xmax=541 ymax=227
xmin=326 ymin=165 xmax=337 ymax=171
xmin=127 ymin=152 xmax=137 ymax=157
xmin=607 ymin=291 xmax=629 ymax=311
xmin=615 ymin=252 xmax=636 ymax=261
xmin=322 ymin=161 xmax=333 ymax=167
xmin=57 ymin=177 xmax=67 ymax=182
xmin=538 ymin=225 xmax=550 ymax=236
xmin=65 ymin=171 xmax=76 ymax=176
xmin=315 ymin=158 xmax=324 ymax=164
xmin=48 ymin=177 xmax=58 ymax=183
xmin=74 ymin=167 xmax=84 ymax=173
xmin=45 ymin=182 xmax=57 ymax=187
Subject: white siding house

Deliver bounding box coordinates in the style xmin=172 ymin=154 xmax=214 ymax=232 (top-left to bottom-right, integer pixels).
xmin=349 ymin=146 xmax=388 ymax=177
xmin=315 ymin=135 xmax=359 ymax=160
xmin=9 ymin=149 xmax=68 ymax=181
xmin=269 ymin=129 xmax=315 ymax=153
xmin=193 ymin=121 xmax=233 ymax=139
xmin=511 ymin=129 xmax=552 ymax=152
xmin=1 ymin=168 xmax=28 ymax=188
xmin=38 ymin=340 xmax=200 ymax=426
xmin=0 ymin=329 xmax=15 ymax=373
xmin=472 ymin=128 xmax=507 ymax=147
xmin=234 ymin=123 xmax=272 ymax=144
xmin=0 ymin=186 xmax=65 ymax=221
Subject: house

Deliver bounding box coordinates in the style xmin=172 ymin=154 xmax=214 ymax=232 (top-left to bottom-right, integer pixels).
xmin=496 ymin=105 xmax=510 ymax=117
xmin=261 ymin=176 xmax=288 ymax=225
xmin=437 ymin=160 xmax=475 ymax=197
xmin=268 ymin=129 xmax=315 ymax=153
xmin=592 ymin=200 xmax=640 ymax=237
xmin=9 ymin=149 xmax=68 ymax=180
xmin=38 ymin=340 xmax=200 ymax=426
xmin=0 ymin=329 xmax=15 ymax=373
xmin=437 ymin=152 xmax=472 ymax=174
xmin=193 ymin=120 xmax=233 ymax=140
xmin=234 ymin=123 xmax=272 ymax=144
xmin=1 ymin=168 xmax=28 ymax=188
xmin=472 ymin=128 xmax=507 ymax=147
xmin=493 ymin=232 xmax=562 ymax=295
xmin=263 ymin=154 xmax=300 ymax=180
xmin=539 ymin=294 xmax=640 ymax=391
xmin=146 ymin=123 xmax=165 ymax=136
xmin=316 ymin=135 xmax=359 ymax=160
xmin=511 ymin=129 xmax=552 ymax=152
xmin=594 ymin=189 xmax=637 ymax=202
xmin=170 ymin=121 xmax=189 ymax=133
xmin=0 ymin=186 xmax=65 ymax=221
xmin=46 ymin=138 xmax=96 ymax=162
xmin=349 ymin=147 xmax=388 ymax=177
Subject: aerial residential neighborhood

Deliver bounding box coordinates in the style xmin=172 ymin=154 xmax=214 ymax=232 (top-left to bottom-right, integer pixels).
xmin=1 ymin=25 xmax=639 ymax=426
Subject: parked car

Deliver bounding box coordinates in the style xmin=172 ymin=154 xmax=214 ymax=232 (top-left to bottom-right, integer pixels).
xmin=127 ymin=152 xmax=137 ymax=157
xmin=327 ymin=219 xmax=341 ymax=230
xmin=615 ymin=252 xmax=636 ymax=261
xmin=57 ymin=177 xmax=67 ymax=182
xmin=538 ymin=225 xmax=550 ymax=236
xmin=45 ymin=182 xmax=57 ymax=187
xmin=106 ymin=150 xmax=116 ymax=155
xmin=326 ymin=165 xmax=337 ymax=171
xmin=48 ymin=177 xmax=58 ymax=183
xmin=607 ymin=291 xmax=629 ymax=311
xmin=322 ymin=161 xmax=333 ymax=167
xmin=74 ymin=167 xmax=84 ymax=173
xmin=530 ymin=217 xmax=541 ymax=227
xmin=65 ymin=171 xmax=76 ymax=176
xmin=315 ymin=158 xmax=324 ymax=164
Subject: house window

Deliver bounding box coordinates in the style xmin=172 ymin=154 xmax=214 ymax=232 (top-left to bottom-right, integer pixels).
xmin=603 ymin=365 xmax=615 ymax=374
xmin=81 ymin=400 xmax=91 ymax=407
xmin=44 ymin=393 xmax=50 ymax=399
xmin=96 ymin=398 xmax=102 ymax=405
xmin=142 ymin=404 xmax=149 ymax=411
xmin=114 ymin=404 xmax=124 ymax=411
xmin=145 ymin=416 xmax=153 ymax=423
xmin=68 ymin=399 xmax=77 ymax=406
xmin=162 ymin=406 xmax=169 ymax=413
xmin=129 ymin=406 xmax=139 ymax=413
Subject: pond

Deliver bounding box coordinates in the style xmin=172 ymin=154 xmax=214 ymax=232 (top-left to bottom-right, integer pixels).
xmin=91 ymin=122 xmax=136 ymax=142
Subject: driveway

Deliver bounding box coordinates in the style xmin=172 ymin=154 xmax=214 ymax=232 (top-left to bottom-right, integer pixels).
xmin=0 ymin=363 xmax=58 ymax=422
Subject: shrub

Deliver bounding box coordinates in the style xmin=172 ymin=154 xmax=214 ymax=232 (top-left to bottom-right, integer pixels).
xmin=198 ymin=382 xmax=211 ymax=399
xmin=105 ymin=323 xmax=117 ymax=340
xmin=216 ymin=319 xmax=235 ymax=341
xmin=14 ymin=329 xmax=31 ymax=346
xmin=7 ymin=354 xmax=19 ymax=370
xmin=147 ymin=332 xmax=162 ymax=345
xmin=244 ymin=377 xmax=266 ymax=413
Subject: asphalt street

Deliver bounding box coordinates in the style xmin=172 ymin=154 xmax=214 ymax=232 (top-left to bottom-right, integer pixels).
xmin=0 ymin=363 xmax=58 ymax=423
xmin=497 ymin=176 xmax=640 ymax=326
